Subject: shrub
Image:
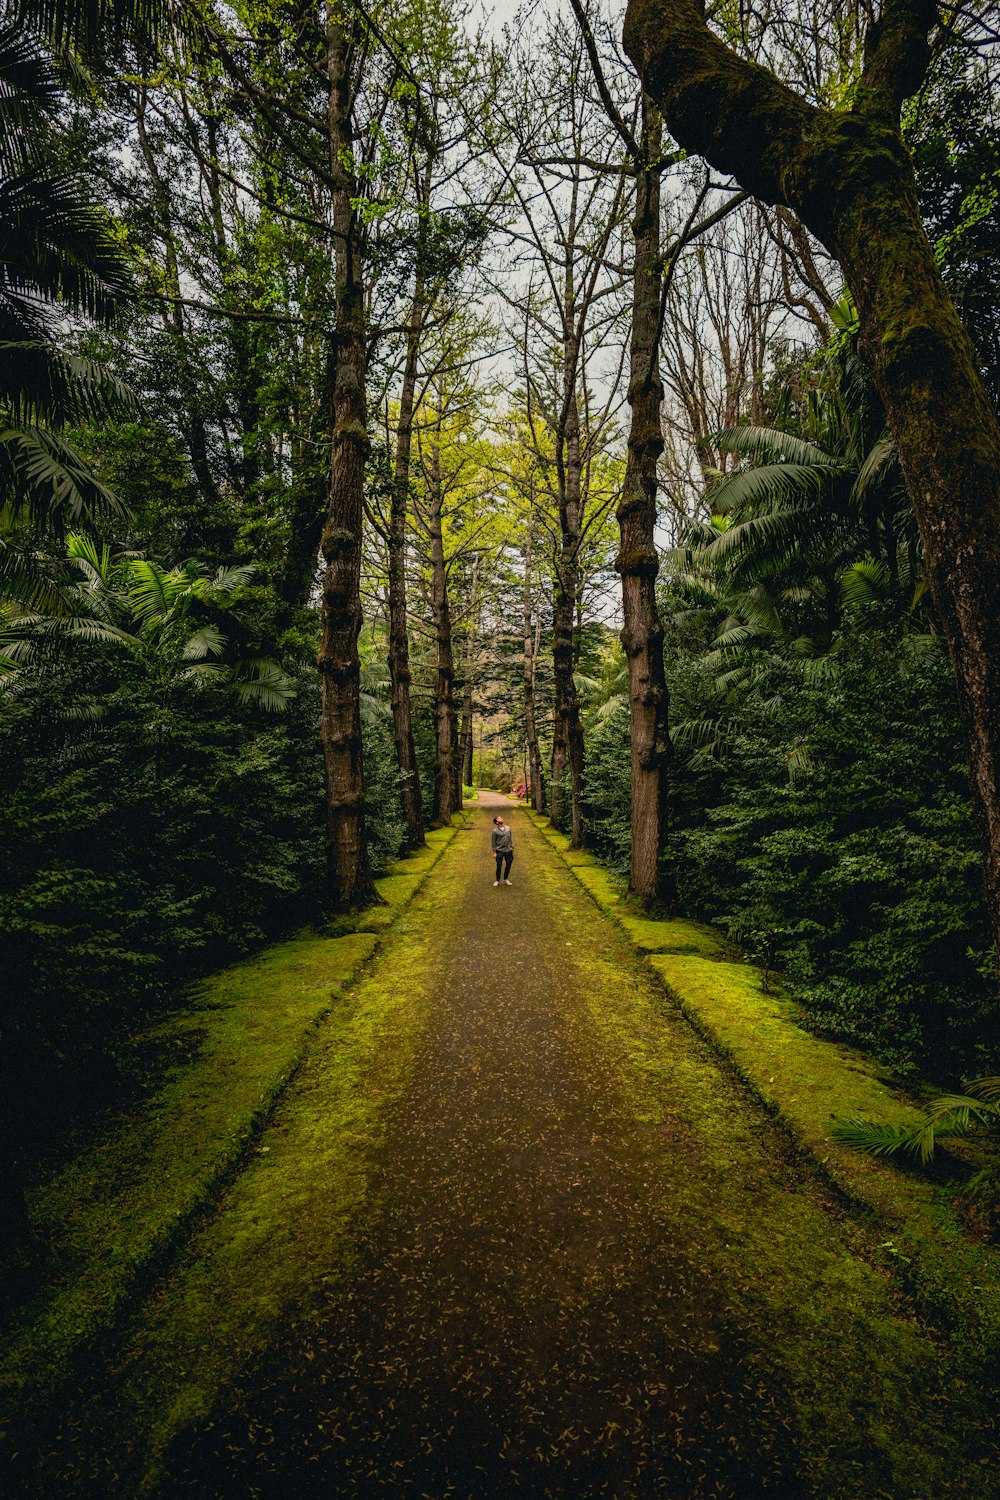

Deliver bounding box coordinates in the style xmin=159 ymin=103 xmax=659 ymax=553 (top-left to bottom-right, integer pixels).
xmin=582 ymin=701 xmax=631 ymax=875
xmin=670 ymin=635 xmax=996 ymax=1076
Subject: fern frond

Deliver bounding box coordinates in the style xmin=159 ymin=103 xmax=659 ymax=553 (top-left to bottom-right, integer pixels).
xmin=785 ymin=742 xmax=814 ymax=783
xmin=830 ymin=1119 xmax=932 ymax=1160
xmin=181 ymin=624 xmax=226 ymax=660
xmin=850 ymin=430 xmax=898 ymax=504
xmin=126 ymin=559 xmax=178 ymax=620
xmin=965 ymin=1077 xmax=1000 ymax=1102
xmin=210 ymin=564 xmax=256 ymax=591
xmin=232 ymin=657 xmax=295 ymax=712
xmin=713 ymin=425 xmax=835 ymax=468
xmin=840 ymin=559 xmax=890 ymax=611
xmin=703 ymin=469 xmax=827 ymax=527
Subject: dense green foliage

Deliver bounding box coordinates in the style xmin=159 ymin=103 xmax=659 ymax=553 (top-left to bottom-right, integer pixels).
xmin=670 ymin=633 xmax=994 ymax=1075
xmin=582 ymin=700 xmax=632 ymax=874
xmin=584 ymin=339 xmax=997 ymax=1078
xmin=0 ymin=567 xmax=407 ymax=1165
xmin=0 ymin=0 xmax=416 ymax=1184
xmin=586 ymin=628 xmax=995 ymax=1078
xmin=3 ymin=0 xmax=997 ymax=1246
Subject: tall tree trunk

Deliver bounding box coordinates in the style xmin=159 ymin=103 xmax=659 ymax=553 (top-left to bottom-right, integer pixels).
xmin=837 ymin=193 xmax=1000 ymax=970
xmin=554 ymin=384 xmax=585 ymax=848
xmin=462 ymin=708 xmax=474 ymax=788
xmin=459 ymin=553 xmax=479 ymax=793
xmin=318 ymin=2 xmax=376 ymax=909
xmin=451 ymin=711 xmax=463 ymax=812
xmin=388 ymin=271 xmax=427 ymax=848
xmin=550 ymin=558 xmax=570 ymax=830
xmin=428 ymin=443 xmax=456 ymax=826
xmin=618 ymin=96 xmax=673 ymax=907
xmin=523 ymin=527 xmax=545 ymax=812
xmin=550 ymin=287 xmax=585 ymax=846
xmin=624 ymin=0 xmax=1000 ymax=979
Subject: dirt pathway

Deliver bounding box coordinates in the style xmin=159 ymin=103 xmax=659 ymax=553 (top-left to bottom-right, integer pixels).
xmin=143 ymin=800 xmax=986 ymax=1499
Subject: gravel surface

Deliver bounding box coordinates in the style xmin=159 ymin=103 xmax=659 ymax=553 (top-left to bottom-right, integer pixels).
xmin=163 ymin=800 xmax=804 ymax=1498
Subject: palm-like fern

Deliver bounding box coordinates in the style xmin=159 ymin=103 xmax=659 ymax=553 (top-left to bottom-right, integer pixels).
xmin=1 ymin=535 xmax=295 ymax=711
xmin=832 ymin=1078 xmax=1000 ymax=1165
xmin=0 ymin=21 xmax=136 ymax=556
xmin=665 ymin=347 xmax=926 ymax=770
xmin=681 ymin=348 xmax=917 ymax=640
xmin=12 ymin=0 xmax=188 ymax=55
xmin=575 ymin=651 xmax=629 ymax=726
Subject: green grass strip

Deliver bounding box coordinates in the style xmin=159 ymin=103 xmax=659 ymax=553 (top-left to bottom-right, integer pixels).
xmin=526 ymin=811 xmax=1000 ymax=1368
xmin=1 ymin=826 xmax=458 ymax=1443
xmin=29 ymin=820 xmax=469 ymax=1494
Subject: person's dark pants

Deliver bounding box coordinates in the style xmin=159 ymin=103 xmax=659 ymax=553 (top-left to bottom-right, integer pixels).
xmin=495 ymin=850 xmax=513 ymax=882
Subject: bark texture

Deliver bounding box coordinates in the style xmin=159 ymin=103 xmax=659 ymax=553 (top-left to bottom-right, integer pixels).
xmin=318 ymin=4 xmax=376 ymax=910
xmin=618 ymin=96 xmax=673 ymax=908
xmin=428 ymin=443 xmax=456 ymax=826
xmin=523 ymin=529 xmax=546 ymax=813
xmin=459 ymin=554 xmax=479 ymax=794
xmin=623 ymin=0 xmax=1000 ymax=972
xmin=388 ymin=273 xmax=427 ymax=849
xmin=551 ymin=377 xmax=585 ymax=848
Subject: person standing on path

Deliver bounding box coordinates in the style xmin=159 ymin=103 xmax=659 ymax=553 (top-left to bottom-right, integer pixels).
xmin=491 ymin=815 xmax=514 ymax=886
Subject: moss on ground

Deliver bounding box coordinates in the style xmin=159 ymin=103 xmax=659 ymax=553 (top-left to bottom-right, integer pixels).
xmin=28 ymin=823 xmax=469 ymax=1495
xmin=526 ymin=829 xmax=998 ymax=1493
xmin=573 ymin=954 xmax=984 ymax=1492
xmin=15 ymin=807 xmax=1000 ymax=1497
xmin=572 ymin=864 xmax=623 ymax=905
xmin=532 ymin=816 xmax=1000 ymax=1374
xmin=1 ymin=827 xmax=458 ymax=1459
xmin=618 ymin=913 xmax=730 ymax=957
xmin=384 ymin=849 xmax=439 ymax=878
xmin=651 ymin=951 xmax=1000 ymax=1363
xmin=76 ymin=895 xmax=447 ymax=1493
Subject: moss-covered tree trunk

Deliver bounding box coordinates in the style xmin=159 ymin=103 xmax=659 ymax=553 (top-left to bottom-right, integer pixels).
xmin=566 ymin=389 xmax=585 ymax=850
xmin=458 ymin=553 xmax=479 ymax=795
xmin=624 ymin=0 xmax=1000 ymax=976
xmin=552 ymin=373 xmax=585 ymax=847
xmin=318 ymin=1 xmax=376 ymax=910
xmin=462 ymin=708 xmax=474 ymax=788
xmin=833 ymin=184 xmax=1000 ymax=964
xmin=549 ymin=565 xmax=569 ymax=831
xmin=451 ymin=702 xmax=464 ymax=814
xmin=523 ymin=526 xmax=546 ymax=813
xmin=428 ymin=443 xmax=456 ymax=826
xmin=618 ymin=95 xmax=672 ymax=908
xmin=389 ymin=270 xmax=427 ymax=850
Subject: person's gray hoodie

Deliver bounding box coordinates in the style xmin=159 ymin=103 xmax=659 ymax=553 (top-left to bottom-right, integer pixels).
xmin=491 ymin=822 xmax=513 ymax=853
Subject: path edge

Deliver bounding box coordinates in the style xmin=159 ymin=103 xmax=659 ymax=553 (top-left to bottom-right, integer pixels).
xmin=522 ymin=807 xmax=1000 ymax=1371
xmin=0 ymin=822 xmax=462 ymax=1446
